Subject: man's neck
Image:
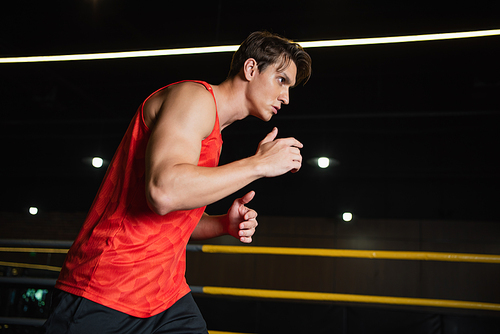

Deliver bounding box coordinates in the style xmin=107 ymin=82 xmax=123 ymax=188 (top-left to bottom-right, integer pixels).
xmin=211 ymin=77 xmax=250 ymax=130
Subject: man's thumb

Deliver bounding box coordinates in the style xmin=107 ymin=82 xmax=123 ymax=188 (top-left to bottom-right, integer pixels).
xmin=240 ymin=191 xmax=256 ymax=205
xmin=260 ymin=127 xmax=278 ymax=144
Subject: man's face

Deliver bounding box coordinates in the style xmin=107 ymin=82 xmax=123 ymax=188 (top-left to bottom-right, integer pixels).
xmin=247 ymin=60 xmax=297 ymax=121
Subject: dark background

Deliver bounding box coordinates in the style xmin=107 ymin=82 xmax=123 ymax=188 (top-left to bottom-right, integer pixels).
xmin=1 ymin=1 xmax=499 ymax=221
xmin=1 ymin=2 xmax=500 ymax=332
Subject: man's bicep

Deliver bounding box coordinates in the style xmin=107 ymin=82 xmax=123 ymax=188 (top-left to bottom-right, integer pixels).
xmin=147 ymin=118 xmax=204 ymax=177
xmin=146 ymin=88 xmax=216 ymax=175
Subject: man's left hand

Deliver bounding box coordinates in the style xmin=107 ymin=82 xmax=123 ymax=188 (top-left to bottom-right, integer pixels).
xmin=225 ymin=191 xmax=258 ymax=243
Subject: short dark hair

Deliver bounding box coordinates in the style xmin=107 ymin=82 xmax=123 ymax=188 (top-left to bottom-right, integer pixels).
xmin=228 ymin=31 xmax=312 ymax=86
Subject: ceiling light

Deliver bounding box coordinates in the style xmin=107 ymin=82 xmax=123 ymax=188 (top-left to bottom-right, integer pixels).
xmin=318 ymin=157 xmax=330 ymax=168
xmin=92 ymin=157 xmax=104 ymax=168
xmin=342 ymin=212 xmax=353 ymax=222
xmin=1 ymin=29 xmax=498 ymax=63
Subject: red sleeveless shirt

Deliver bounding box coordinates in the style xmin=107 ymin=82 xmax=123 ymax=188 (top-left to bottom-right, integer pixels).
xmin=55 ymin=81 xmax=222 ymax=317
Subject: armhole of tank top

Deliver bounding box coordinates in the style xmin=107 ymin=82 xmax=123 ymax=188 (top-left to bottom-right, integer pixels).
xmin=203 ymin=83 xmax=221 ymax=139
xmin=140 ymin=102 xmax=149 ymax=132
xmin=139 ymin=84 xmax=173 ymax=132
xmin=181 ymin=80 xmax=220 ymax=140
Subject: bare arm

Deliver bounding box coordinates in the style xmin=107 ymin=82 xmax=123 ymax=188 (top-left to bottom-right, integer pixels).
xmin=191 ymin=191 xmax=258 ymax=243
xmin=145 ymin=82 xmax=303 ymax=215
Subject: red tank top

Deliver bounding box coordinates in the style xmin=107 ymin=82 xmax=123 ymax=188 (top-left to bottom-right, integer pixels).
xmin=55 ymin=81 xmax=222 ymax=317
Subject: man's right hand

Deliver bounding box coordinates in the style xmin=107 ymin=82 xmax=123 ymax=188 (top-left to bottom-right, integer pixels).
xmin=254 ymin=127 xmax=303 ymax=177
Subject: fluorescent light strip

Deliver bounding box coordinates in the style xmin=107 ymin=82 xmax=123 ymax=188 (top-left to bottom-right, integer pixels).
xmin=300 ymin=29 xmax=500 ymax=48
xmin=1 ymin=29 xmax=499 ymax=64
xmin=0 ymin=45 xmax=240 ymax=64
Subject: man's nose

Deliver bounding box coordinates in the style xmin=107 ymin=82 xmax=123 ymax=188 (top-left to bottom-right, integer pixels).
xmin=279 ymin=89 xmax=289 ymax=105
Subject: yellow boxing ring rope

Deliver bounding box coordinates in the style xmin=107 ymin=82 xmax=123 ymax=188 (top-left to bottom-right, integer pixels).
xmin=198 ymin=286 xmax=500 ymax=312
xmin=1 ymin=244 xmax=499 ymax=311
xmin=198 ymin=245 xmax=500 ymax=264
xmin=3 ymin=244 xmax=500 ymax=263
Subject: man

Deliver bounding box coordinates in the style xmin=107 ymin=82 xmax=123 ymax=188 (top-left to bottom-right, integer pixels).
xmin=43 ymin=31 xmax=312 ymax=333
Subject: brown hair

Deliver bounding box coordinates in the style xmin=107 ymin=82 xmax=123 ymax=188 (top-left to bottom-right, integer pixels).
xmin=228 ymin=31 xmax=312 ymax=86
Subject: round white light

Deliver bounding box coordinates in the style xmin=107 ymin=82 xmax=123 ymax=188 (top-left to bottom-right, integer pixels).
xmin=318 ymin=157 xmax=330 ymax=168
xmin=92 ymin=157 xmax=104 ymax=168
xmin=342 ymin=212 xmax=353 ymax=222
xmin=29 ymin=207 xmax=38 ymax=215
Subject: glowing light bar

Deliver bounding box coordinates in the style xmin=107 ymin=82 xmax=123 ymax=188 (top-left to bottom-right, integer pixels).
xmin=300 ymin=29 xmax=500 ymax=48
xmin=1 ymin=29 xmax=499 ymax=64
xmin=0 ymin=45 xmax=239 ymax=64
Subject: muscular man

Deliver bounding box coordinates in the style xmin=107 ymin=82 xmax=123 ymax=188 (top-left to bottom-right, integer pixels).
xmin=43 ymin=31 xmax=312 ymax=333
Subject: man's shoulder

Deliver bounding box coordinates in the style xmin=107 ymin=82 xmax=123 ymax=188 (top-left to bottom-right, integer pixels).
xmin=144 ymin=81 xmax=215 ymax=130
xmin=150 ymin=81 xmax=213 ymax=105
xmin=169 ymin=81 xmax=213 ymax=101
xmin=169 ymin=82 xmax=216 ymax=121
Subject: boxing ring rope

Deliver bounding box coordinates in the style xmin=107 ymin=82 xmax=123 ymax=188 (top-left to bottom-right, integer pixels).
xmin=188 ymin=244 xmax=500 ymax=264
xmin=0 ymin=260 xmax=61 ymax=272
xmin=191 ymin=286 xmax=500 ymax=312
xmin=1 ymin=241 xmax=500 ymax=312
xmin=2 ymin=243 xmax=500 ymax=264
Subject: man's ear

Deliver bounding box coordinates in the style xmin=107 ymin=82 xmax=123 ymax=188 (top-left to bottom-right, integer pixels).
xmin=242 ymin=58 xmax=258 ymax=82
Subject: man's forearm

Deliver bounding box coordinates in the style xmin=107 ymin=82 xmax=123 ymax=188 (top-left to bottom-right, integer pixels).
xmin=147 ymin=156 xmax=262 ymax=216
xmin=190 ymin=213 xmax=227 ymax=240
xmin=147 ymin=128 xmax=302 ymax=216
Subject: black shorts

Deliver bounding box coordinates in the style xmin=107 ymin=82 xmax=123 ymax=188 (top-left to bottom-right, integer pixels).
xmin=42 ymin=289 xmax=208 ymax=334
